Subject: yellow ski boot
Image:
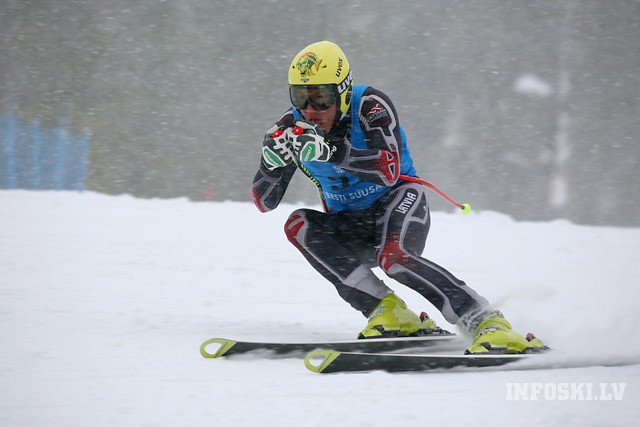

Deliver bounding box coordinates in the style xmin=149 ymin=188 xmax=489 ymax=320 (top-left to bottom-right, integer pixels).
xmin=358 ymin=293 xmax=442 ymax=339
xmin=465 ymin=311 xmax=548 ymax=354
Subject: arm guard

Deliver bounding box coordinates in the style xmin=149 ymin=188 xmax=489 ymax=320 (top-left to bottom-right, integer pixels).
xmin=252 ymin=161 xmax=297 ymax=212
xmin=330 ymin=88 xmax=403 ymax=187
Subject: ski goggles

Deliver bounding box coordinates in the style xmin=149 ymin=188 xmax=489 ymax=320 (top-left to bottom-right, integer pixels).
xmin=289 ymin=85 xmax=338 ymax=111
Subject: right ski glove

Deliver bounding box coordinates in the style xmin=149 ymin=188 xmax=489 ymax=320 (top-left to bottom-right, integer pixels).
xmin=289 ymin=120 xmax=335 ymax=163
xmin=262 ymin=124 xmax=294 ymax=170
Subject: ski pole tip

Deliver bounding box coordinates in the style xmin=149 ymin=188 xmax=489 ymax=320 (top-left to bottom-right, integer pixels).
xmin=461 ymin=203 xmax=472 ymax=214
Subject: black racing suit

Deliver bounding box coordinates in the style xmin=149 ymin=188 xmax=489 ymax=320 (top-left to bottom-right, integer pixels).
xmin=252 ymin=86 xmax=488 ymax=324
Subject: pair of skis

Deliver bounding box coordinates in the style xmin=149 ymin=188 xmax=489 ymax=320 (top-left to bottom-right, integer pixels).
xmin=200 ymin=333 xmax=531 ymax=374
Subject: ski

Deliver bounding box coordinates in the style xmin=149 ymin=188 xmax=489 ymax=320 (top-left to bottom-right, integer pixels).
xmin=304 ymin=349 xmax=530 ymax=373
xmin=200 ymin=333 xmax=458 ymax=358
xmin=304 ymin=349 xmax=640 ymax=374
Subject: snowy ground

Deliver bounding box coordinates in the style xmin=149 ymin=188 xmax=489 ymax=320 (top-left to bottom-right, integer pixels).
xmin=1 ymin=191 xmax=639 ymax=426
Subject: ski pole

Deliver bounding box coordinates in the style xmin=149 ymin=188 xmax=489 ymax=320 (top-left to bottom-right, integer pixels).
xmin=399 ymin=175 xmax=472 ymax=214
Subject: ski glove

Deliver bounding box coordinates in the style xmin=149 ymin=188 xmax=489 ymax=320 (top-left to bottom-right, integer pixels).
xmin=289 ymin=120 xmax=335 ymax=163
xmin=262 ymin=124 xmax=294 ymax=171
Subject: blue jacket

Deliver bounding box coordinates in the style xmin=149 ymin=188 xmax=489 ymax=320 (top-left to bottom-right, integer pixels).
xmin=293 ymin=85 xmax=416 ymax=211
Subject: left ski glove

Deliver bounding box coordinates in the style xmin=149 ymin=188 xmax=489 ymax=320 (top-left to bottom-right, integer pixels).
xmin=262 ymin=124 xmax=294 ymax=170
xmin=289 ymin=120 xmax=335 ymax=162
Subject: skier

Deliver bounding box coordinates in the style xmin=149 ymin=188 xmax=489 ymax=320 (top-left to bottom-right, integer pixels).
xmin=252 ymin=41 xmax=545 ymax=354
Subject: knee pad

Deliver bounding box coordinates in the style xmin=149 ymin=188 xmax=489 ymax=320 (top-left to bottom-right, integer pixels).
xmin=284 ymin=208 xmax=309 ymax=245
xmin=377 ymin=238 xmax=409 ymax=273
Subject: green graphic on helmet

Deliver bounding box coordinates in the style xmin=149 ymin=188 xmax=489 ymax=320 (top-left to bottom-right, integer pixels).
xmin=295 ymin=52 xmax=323 ymax=79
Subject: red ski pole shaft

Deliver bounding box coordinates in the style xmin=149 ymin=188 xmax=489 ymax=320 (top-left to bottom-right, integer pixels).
xmin=399 ymin=175 xmax=471 ymax=214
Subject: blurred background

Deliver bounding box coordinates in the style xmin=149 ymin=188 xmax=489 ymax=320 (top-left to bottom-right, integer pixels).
xmin=1 ymin=0 xmax=638 ymax=226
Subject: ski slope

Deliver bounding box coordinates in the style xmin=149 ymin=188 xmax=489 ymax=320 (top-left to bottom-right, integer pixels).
xmin=1 ymin=191 xmax=638 ymax=426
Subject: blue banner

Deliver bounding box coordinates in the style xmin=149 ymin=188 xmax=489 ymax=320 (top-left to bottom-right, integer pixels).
xmin=0 ymin=109 xmax=91 ymax=191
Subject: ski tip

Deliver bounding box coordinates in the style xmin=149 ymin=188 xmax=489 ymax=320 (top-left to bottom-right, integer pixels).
xmin=200 ymin=338 xmax=237 ymax=358
xmin=304 ymin=349 xmax=341 ymax=374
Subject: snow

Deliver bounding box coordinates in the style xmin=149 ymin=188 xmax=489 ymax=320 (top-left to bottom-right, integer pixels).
xmin=1 ymin=191 xmax=639 ymax=426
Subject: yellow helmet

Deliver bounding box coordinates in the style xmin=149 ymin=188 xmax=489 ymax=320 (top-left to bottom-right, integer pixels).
xmin=288 ymin=41 xmax=353 ymax=117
